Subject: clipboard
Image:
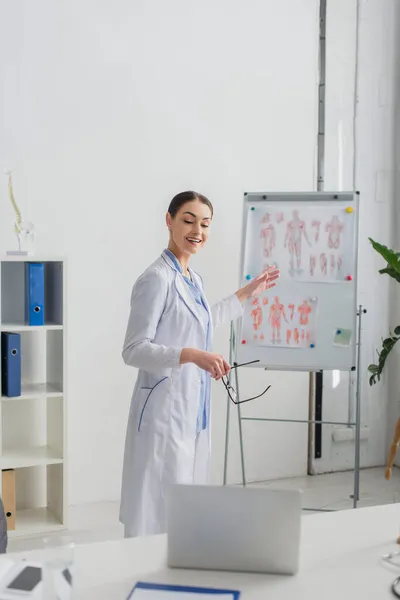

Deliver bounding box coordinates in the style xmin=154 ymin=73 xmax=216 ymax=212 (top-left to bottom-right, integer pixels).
xmin=127 ymin=581 xmax=240 ymax=599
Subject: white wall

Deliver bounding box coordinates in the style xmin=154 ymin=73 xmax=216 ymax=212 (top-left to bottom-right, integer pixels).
xmin=310 ymin=0 xmax=397 ymax=475
xmin=0 ymin=0 xmax=320 ymax=505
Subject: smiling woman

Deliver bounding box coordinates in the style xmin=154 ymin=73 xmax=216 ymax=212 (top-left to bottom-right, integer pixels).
xmin=166 ymin=191 xmax=213 ymax=269
xmin=119 ymin=190 xmax=280 ymax=539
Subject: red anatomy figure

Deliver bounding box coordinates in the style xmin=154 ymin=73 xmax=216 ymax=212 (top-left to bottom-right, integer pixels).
xmin=286 ymin=329 xmax=292 ymax=345
xmin=311 ymin=220 xmax=321 ymax=242
xmin=288 ymin=303 xmax=295 ymax=320
xmin=325 ymin=215 xmax=344 ymax=249
xmin=269 ymin=296 xmax=288 ymax=344
xmin=337 ymin=255 xmax=343 ymax=272
xmin=260 ymin=213 xmax=276 ymax=258
xmin=250 ymin=298 xmax=263 ymax=331
xmin=320 ymin=253 xmax=327 ymax=276
xmin=284 ymin=210 xmax=311 ymax=275
xmin=330 ymin=254 xmax=336 ymax=275
xmin=298 ymin=300 xmax=312 ymax=326
xmin=293 ymin=328 xmax=300 ymax=344
xmin=310 ymin=254 xmax=316 ymax=276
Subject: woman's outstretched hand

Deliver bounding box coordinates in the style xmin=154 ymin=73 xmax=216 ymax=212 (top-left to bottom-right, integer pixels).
xmin=180 ymin=349 xmax=230 ymax=380
xmin=235 ymin=266 xmax=280 ymax=304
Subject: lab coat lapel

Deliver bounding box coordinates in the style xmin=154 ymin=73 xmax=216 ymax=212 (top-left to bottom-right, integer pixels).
xmin=161 ymin=252 xmax=204 ymax=330
xmin=174 ymin=273 xmax=204 ymax=328
xmin=191 ymin=271 xmax=213 ymax=332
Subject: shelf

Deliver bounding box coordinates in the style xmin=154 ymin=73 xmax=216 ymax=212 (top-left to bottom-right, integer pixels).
xmin=8 ymin=507 xmax=64 ymax=538
xmin=0 ymin=323 xmax=63 ymax=332
xmin=1 ymin=255 xmax=65 ymax=263
xmin=0 ymin=446 xmax=63 ymax=470
xmin=1 ymin=383 xmax=63 ymax=402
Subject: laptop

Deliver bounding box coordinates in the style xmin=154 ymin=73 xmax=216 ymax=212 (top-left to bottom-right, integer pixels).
xmin=167 ymin=484 xmax=302 ymax=575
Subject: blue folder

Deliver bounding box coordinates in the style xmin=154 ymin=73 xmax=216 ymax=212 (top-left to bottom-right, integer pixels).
xmin=25 ymin=262 xmax=45 ymax=326
xmin=1 ymin=332 xmax=21 ymax=397
xmin=127 ymin=582 xmax=240 ymax=599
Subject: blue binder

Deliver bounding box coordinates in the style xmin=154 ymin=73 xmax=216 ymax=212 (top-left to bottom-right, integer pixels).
xmin=1 ymin=333 xmax=21 ymax=397
xmin=25 ymin=262 xmax=45 ymax=326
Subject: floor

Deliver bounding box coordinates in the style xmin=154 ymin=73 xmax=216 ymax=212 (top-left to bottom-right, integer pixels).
xmin=7 ymin=466 xmax=400 ymax=554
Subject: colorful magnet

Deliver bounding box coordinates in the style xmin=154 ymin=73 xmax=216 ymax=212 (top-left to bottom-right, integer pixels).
xmin=345 ymin=206 xmax=353 ymax=213
xmin=241 ymin=340 xmax=246 ymax=345
xmin=337 ymin=329 xmax=342 ymax=335
xmin=246 ymin=274 xmax=252 ymax=280
xmin=251 ymin=207 xmax=255 ymax=211
xmin=346 ymin=275 xmax=353 ymax=281
xmin=310 ymin=343 xmax=315 ymax=348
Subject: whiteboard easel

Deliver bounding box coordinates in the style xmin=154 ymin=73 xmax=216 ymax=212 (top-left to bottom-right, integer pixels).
xmin=223 ymin=191 xmax=363 ymax=509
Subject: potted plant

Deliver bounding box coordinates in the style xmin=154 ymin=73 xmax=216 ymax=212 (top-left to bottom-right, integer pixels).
xmin=368 ymin=238 xmax=400 ymax=542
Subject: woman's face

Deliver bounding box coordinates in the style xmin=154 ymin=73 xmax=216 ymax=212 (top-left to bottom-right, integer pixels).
xmin=166 ymin=199 xmax=212 ymax=256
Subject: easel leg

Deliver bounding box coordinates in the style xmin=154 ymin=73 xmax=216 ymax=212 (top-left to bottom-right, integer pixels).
xmin=234 ymin=366 xmax=247 ymax=487
xmin=223 ymin=323 xmax=234 ymax=486
xmin=353 ymin=305 xmax=364 ymax=507
xmin=223 ymin=392 xmax=231 ymax=486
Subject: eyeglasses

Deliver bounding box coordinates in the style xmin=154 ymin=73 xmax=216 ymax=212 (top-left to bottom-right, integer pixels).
xmin=222 ymin=360 xmax=271 ymax=405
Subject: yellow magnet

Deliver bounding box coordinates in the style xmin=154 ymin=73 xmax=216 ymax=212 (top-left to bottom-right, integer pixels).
xmin=345 ymin=206 xmax=353 ymax=213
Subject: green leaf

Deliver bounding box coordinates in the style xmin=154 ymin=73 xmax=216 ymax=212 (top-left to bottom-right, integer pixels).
xmin=368 ymin=333 xmax=400 ymax=386
xmin=379 ymin=267 xmax=400 ymax=282
xmin=369 ymin=238 xmax=400 ymax=276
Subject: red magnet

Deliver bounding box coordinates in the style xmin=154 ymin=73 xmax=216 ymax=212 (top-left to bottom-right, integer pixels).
xmin=241 ymin=340 xmax=247 ymax=345
xmin=346 ymin=275 xmax=353 ymax=281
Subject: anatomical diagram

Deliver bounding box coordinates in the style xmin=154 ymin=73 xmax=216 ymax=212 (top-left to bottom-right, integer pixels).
xmin=244 ymin=293 xmax=316 ymax=349
xmin=284 ymin=210 xmax=311 ymax=276
xmin=260 ymin=213 xmax=276 ymax=258
xmin=269 ymin=296 xmax=288 ymax=344
xmin=251 ymin=298 xmax=264 ymax=341
xmin=311 ymin=220 xmax=321 ymax=242
xmin=325 ymin=215 xmax=344 ymax=249
xmin=298 ymin=300 xmax=312 ymax=326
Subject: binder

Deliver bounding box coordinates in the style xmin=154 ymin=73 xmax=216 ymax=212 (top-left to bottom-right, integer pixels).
xmin=25 ymin=262 xmax=45 ymax=326
xmin=127 ymin=582 xmax=240 ymax=599
xmin=1 ymin=332 xmax=21 ymax=397
xmin=2 ymin=469 xmax=16 ymax=531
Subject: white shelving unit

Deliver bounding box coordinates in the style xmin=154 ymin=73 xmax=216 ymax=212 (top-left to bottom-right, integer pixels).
xmin=0 ymin=256 xmax=67 ymax=538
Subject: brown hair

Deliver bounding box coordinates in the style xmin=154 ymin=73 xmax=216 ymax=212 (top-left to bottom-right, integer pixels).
xmin=167 ymin=191 xmax=213 ymax=218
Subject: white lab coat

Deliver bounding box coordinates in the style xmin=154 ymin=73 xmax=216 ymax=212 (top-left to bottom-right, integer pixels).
xmin=119 ymin=251 xmax=243 ymax=538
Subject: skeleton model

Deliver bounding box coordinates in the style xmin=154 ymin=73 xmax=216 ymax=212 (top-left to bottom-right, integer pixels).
xmin=325 ymin=215 xmax=344 ymax=249
xmin=4 ymin=170 xmax=35 ymax=254
xmin=260 ymin=213 xmax=276 ymax=258
xmin=284 ymin=210 xmax=311 ymax=275
xmin=268 ymin=296 xmax=287 ymax=344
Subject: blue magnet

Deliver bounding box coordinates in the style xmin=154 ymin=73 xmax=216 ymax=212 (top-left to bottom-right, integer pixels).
xmin=310 ymin=343 xmax=315 ymax=348
xmin=246 ymin=274 xmax=252 ymax=280
xmin=251 ymin=207 xmax=255 ymax=211
xmin=337 ymin=329 xmax=342 ymax=335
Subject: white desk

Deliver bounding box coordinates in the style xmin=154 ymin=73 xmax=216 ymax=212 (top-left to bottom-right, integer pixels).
xmin=6 ymin=504 xmax=400 ymax=599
